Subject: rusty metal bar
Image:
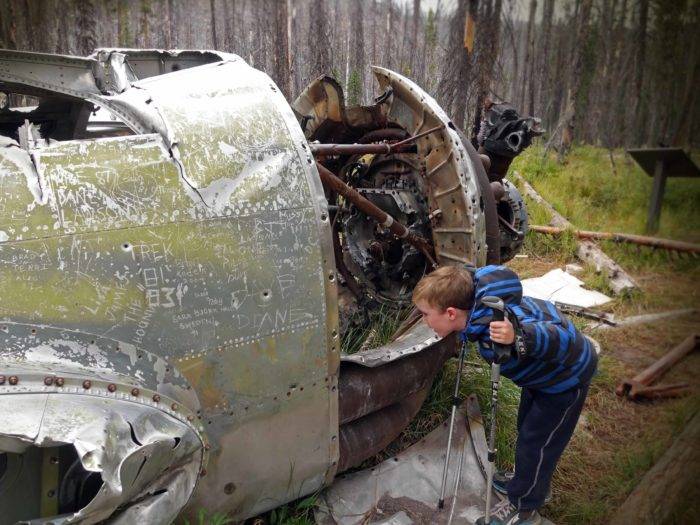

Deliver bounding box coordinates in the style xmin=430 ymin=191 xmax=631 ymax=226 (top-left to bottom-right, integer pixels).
xmin=530 ymin=225 xmax=700 ymax=254
xmin=310 ymin=142 xmax=417 ymax=156
xmin=616 ymin=334 xmax=698 ymax=399
xmin=309 ymin=124 xmax=444 ymax=157
xmin=628 ymin=382 xmax=690 ymax=401
xmin=338 ymin=337 xmax=452 ymax=425
xmin=315 ymin=162 xmax=437 ymax=268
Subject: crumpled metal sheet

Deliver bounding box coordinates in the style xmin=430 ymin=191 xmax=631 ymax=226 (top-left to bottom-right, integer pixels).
xmin=0 ymin=392 xmax=203 ymax=525
xmin=340 ymin=321 xmax=442 ymax=367
xmin=317 ymin=394 xmax=555 ymax=525
xmin=316 ymin=395 xmax=492 ymax=525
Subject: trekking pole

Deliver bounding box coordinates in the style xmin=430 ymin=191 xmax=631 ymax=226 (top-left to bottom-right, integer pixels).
xmin=438 ymin=338 xmax=469 ymax=509
xmin=477 ymin=296 xmax=511 ymax=525
xmin=446 ymin=421 xmax=468 ymax=525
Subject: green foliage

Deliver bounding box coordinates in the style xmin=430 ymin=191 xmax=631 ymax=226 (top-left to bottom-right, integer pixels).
xmin=513 ymin=144 xmax=700 ymax=241
xmin=346 ymin=70 xmax=362 ymax=106
xmin=182 ymin=509 xmax=233 ymax=525
xmin=341 ymin=304 xmax=412 ymax=355
xmin=511 ymin=144 xmax=700 ymax=271
xmin=267 ymin=493 xmax=318 ymax=525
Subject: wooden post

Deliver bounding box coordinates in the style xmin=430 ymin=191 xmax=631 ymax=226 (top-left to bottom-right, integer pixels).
xmin=646 ymin=159 xmax=667 ymax=233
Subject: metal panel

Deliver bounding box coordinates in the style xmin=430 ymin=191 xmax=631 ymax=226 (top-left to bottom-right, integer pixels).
xmin=371 ymin=67 xmax=487 ymax=267
xmin=0 ymin=52 xmax=339 ymax=522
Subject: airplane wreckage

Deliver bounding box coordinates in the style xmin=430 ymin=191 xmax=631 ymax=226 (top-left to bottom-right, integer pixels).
xmin=0 ymin=49 xmax=541 ymax=524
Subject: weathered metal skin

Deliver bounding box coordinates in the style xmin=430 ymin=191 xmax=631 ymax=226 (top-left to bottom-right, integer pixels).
xmin=0 ymin=49 xmax=503 ymax=524
xmin=0 ymin=49 xmax=339 ymax=523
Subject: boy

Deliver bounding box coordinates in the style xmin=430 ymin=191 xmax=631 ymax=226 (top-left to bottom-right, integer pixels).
xmin=413 ymin=265 xmax=597 ymax=525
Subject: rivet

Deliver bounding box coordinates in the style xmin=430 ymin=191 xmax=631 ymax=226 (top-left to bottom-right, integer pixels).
xmin=107 ymin=383 xmax=117 ymax=392
xmin=55 ymin=377 xmax=64 ymax=387
xmin=0 ymin=375 xmax=5 ymax=385
xmin=204 ymin=444 xmax=211 ymax=451
xmin=187 ymin=415 xmax=194 ymax=421
xmin=200 ymin=468 xmax=207 ymax=477
xmin=8 ymin=375 xmax=18 ymax=385
xmin=152 ymin=394 xmax=161 ymax=402
xmin=44 ymin=376 xmax=54 ymax=386
xmin=171 ymin=403 xmax=178 ymax=411
xmin=82 ymin=380 xmax=91 ymax=389
xmin=131 ymin=388 xmax=140 ymax=397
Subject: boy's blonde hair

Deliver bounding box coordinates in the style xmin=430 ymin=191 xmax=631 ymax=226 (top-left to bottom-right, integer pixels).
xmin=412 ymin=265 xmax=474 ymax=311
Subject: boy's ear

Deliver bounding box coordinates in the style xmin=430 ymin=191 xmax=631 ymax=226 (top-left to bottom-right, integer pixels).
xmin=445 ymin=306 xmax=457 ymax=320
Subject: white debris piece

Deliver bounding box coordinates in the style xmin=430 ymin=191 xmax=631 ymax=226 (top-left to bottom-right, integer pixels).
xmin=521 ymin=268 xmax=611 ymax=308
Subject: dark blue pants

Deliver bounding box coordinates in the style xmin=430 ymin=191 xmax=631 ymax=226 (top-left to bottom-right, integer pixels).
xmin=507 ymin=382 xmax=590 ymax=511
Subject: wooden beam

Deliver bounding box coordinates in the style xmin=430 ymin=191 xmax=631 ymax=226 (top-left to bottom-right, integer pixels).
xmin=529 ymin=225 xmax=700 ymax=254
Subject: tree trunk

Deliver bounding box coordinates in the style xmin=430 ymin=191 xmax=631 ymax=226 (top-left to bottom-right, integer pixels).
xmin=610 ymin=411 xmax=700 ymax=524
xmin=437 ymin=0 xmax=477 ymax=130
xmin=471 ymin=0 xmax=501 ymax=142
xmin=558 ymin=0 xmax=592 ymax=162
xmin=348 ymin=0 xmax=365 ymax=104
xmin=410 ymin=0 xmax=421 ymax=78
xmin=519 ymin=0 xmax=536 ymax=114
xmin=309 ymin=0 xmax=332 ymax=79
xmin=537 ymin=0 xmax=554 ymax=120
xmin=272 ymin=0 xmax=292 ymax=99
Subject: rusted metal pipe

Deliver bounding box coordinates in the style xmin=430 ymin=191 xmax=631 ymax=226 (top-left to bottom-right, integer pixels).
xmin=616 ymin=334 xmax=699 ymax=399
xmin=338 ymin=386 xmax=430 ymax=472
xmin=315 ymin=162 xmax=437 ymax=268
xmin=310 ymin=142 xmax=417 ymax=156
xmin=530 ymin=225 xmax=700 ymax=254
xmin=338 ymin=335 xmax=453 ymax=425
xmin=309 ymin=124 xmax=443 ymax=157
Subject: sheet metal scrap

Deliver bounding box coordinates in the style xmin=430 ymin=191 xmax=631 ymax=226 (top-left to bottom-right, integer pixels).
xmin=316 ymin=397 xmax=557 ymax=525
xmin=316 ymin=395 xmax=492 ymax=525
xmin=616 ymin=334 xmax=698 ymax=400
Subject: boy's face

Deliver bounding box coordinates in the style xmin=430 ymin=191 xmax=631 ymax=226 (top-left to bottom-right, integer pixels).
xmin=415 ymin=300 xmax=468 ymax=338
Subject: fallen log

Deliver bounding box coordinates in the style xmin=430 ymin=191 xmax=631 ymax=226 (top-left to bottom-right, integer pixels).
xmin=529 ymin=225 xmax=700 ymax=254
xmin=594 ymin=308 xmax=697 ymax=330
xmin=610 ymin=411 xmax=700 ymax=523
xmin=511 ymin=172 xmax=638 ymax=295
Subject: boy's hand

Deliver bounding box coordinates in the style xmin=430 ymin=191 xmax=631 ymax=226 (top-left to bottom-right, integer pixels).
xmin=490 ymin=318 xmax=515 ymax=345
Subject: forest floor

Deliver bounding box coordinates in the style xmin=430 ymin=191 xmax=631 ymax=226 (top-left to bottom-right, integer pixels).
xmin=237 ymin=144 xmax=700 ymax=525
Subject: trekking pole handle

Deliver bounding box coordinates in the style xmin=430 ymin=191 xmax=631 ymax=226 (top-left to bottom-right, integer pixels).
xmin=481 ymin=296 xmax=511 ymax=364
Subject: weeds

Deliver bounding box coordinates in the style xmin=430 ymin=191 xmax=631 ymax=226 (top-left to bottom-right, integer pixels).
xmin=511 ymin=144 xmax=700 ymax=244
xmin=341 ymin=303 xmax=412 ymax=355
xmin=181 ymin=509 xmax=234 ymax=525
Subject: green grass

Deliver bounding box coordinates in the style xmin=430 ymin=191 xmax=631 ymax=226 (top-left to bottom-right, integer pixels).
xmin=363 ymin=347 xmax=522 ymax=472
xmin=511 ymin=144 xmax=700 ymax=243
xmin=181 ymin=509 xmax=234 ymax=525
xmin=341 ymin=303 xmax=413 ymax=354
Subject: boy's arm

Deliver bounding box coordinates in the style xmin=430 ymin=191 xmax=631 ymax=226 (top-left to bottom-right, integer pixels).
xmin=518 ymin=318 xmax=581 ymax=364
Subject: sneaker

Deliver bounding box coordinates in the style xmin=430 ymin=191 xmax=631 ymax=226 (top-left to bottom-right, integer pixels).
xmin=490 ymin=499 xmax=543 ymax=525
xmin=492 ymin=471 xmax=514 ymax=495
xmin=492 ymin=471 xmax=552 ymax=504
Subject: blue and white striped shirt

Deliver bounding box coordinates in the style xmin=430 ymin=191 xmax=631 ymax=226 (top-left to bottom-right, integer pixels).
xmin=461 ymin=265 xmax=597 ymax=393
